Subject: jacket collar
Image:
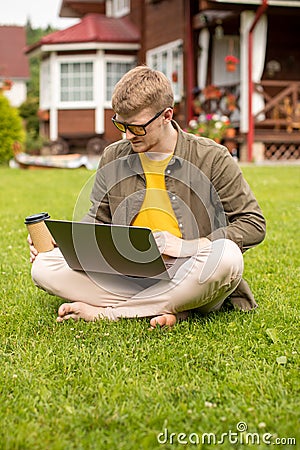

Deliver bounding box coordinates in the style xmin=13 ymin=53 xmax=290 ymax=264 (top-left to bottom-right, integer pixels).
xmin=126 ymin=120 xmax=184 ymax=173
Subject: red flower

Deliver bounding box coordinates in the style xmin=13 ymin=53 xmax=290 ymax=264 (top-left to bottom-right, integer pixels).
xmin=224 ymin=55 xmax=239 ymax=64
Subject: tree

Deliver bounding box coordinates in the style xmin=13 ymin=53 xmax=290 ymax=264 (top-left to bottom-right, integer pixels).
xmin=19 ymin=21 xmax=57 ymax=149
xmin=19 ymin=96 xmax=39 ymax=136
xmin=25 ymin=20 xmax=57 ymax=98
xmin=0 ymin=92 xmax=25 ymax=164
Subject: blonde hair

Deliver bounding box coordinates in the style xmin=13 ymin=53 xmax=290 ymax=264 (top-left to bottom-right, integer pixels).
xmin=111 ymin=65 xmax=174 ymax=116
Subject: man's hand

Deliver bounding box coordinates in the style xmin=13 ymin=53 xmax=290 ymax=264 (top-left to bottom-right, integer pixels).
xmin=27 ymin=234 xmax=38 ymax=263
xmin=153 ymin=231 xmax=211 ymax=258
xmin=27 ymin=234 xmax=56 ymax=263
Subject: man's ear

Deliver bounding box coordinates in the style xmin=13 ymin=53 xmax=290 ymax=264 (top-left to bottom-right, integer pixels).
xmin=164 ymin=107 xmax=174 ymax=122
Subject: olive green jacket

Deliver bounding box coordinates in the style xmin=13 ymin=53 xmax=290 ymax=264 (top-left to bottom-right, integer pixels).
xmin=84 ymin=121 xmax=266 ymax=309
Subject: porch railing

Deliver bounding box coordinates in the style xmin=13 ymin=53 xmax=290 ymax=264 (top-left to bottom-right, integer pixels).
xmin=254 ymin=80 xmax=300 ymax=133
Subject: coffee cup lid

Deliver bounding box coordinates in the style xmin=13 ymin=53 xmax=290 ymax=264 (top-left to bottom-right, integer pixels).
xmin=24 ymin=212 xmax=50 ymax=224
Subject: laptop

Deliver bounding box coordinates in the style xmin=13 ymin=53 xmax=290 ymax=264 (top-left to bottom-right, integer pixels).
xmin=45 ymin=220 xmax=186 ymax=280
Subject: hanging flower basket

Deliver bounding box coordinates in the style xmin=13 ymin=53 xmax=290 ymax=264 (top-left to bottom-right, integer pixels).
xmin=224 ymin=55 xmax=239 ymax=73
xmin=226 ymin=62 xmax=236 ymax=72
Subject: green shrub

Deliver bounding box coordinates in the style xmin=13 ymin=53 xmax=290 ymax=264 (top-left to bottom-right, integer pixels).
xmin=25 ymin=129 xmax=49 ymax=154
xmin=19 ymin=96 xmax=39 ymax=138
xmin=0 ymin=92 xmax=25 ymax=164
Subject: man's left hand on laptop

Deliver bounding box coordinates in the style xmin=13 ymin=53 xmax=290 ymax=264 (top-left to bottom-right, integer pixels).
xmin=153 ymin=231 xmax=211 ymax=258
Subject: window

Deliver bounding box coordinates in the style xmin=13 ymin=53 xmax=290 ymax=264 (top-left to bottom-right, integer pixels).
xmin=110 ymin=0 xmax=130 ymax=17
xmin=105 ymin=60 xmax=136 ymax=102
xmin=147 ymin=40 xmax=183 ymax=103
xmin=60 ymin=61 xmax=93 ymax=102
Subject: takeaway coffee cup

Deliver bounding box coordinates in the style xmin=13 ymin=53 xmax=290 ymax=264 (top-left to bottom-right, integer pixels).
xmin=25 ymin=212 xmax=54 ymax=253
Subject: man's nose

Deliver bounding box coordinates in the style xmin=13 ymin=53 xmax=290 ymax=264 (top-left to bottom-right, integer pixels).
xmin=125 ymin=129 xmax=136 ymax=139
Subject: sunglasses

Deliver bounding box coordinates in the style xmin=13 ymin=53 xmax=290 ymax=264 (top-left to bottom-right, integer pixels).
xmin=111 ymin=109 xmax=166 ymax=136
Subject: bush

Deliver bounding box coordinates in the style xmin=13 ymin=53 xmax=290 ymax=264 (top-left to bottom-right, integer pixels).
xmin=0 ymin=93 xmax=25 ymax=164
xmin=19 ymin=96 xmax=40 ymax=138
xmin=25 ymin=130 xmax=49 ymax=154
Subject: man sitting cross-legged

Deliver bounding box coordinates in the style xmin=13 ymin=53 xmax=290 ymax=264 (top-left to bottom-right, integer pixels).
xmin=28 ymin=66 xmax=266 ymax=328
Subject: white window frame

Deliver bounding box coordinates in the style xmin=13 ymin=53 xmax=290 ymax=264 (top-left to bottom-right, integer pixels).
xmin=146 ymin=39 xmax=184 ymax=103
xmin=104 ymin=55 xmax=136 ymax=107
xmin=106 ymin=0 xmax=130 ymax=18
xmin=57 ymin=55 xmax=96 ymax=109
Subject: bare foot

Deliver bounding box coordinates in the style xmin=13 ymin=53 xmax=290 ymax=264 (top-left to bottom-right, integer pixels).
xmin=149 ymin=311 xmax=190 ymax=329
xmin=57 ymin=302 xmax=105 ymax=322
xmin=149 ymin=313 xmax=177 ymax=329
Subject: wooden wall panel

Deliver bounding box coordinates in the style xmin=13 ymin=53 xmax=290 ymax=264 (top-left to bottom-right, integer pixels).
xmin=58 ymin=109 xmax=95 ymax=135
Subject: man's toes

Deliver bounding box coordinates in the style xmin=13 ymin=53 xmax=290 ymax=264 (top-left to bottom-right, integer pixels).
xmin=56 ymin=313 xmax=78 ymax=322
xmin=164 ymin=314 xmax=177 ymax=327
xmin=56 ymin=302 xmax=105 ymax=322
xmin=150 ymin=315 xmax=167 ymax=328
xmin=57 ymin=303 xmax=72 ymax=318
xmin=57 ymin=303 xmax=80 ymax=322
xmin=150 ymin=314 xmax=177 ymax=329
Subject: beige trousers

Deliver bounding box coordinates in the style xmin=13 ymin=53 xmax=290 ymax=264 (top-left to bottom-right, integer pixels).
xmin=31 ymin=238 xmax=243 ymax=321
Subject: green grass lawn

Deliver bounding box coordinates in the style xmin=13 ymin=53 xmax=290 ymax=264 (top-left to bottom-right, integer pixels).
xmin=0 ymin=164 xmax=299 ymax=450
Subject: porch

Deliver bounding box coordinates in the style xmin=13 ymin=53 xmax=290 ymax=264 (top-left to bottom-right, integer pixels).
xmin=252 ymin=80 xmax=300 ymax=160
xmin=192 ymin=80 xmax=300 ymax=161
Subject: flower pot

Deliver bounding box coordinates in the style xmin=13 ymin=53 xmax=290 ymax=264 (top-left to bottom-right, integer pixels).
xmin=226 ymin=62 xmax=236 ymax=72
xmin=226 ymin=128 xmax=236 ymax=138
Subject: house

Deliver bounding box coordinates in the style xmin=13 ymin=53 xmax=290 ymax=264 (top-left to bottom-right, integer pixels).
xmin=0 ymin=26 xmax=30 ymax=107
xmin=27 ymin=0 xmax=300 ymax=161
xmin=26 ymin=5 xmax=141 ymax=154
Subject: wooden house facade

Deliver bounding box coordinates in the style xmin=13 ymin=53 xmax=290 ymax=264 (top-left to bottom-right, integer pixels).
xmin=27 ymin=0 xmax=300 ymax=161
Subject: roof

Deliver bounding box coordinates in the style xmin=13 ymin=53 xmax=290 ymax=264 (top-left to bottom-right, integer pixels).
xmin=27 ymin=13 xmax=140 ymax=52
xmin=0 ymin=26 xmax=30 ymax=79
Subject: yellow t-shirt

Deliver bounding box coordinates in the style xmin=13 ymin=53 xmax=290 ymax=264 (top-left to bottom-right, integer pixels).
xmin=132 ymin=153 xmax=182 ymax=238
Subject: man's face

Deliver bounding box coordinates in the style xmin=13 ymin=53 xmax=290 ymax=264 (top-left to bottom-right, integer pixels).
xmin=114 ymin=108 xmax=166 ymax=153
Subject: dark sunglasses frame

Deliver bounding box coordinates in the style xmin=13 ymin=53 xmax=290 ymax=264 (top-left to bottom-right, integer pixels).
xmin=111 ymin=109 xmax=167 ymax=136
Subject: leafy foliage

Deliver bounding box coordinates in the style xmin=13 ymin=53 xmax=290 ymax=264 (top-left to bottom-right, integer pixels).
xmin=187 ymin=113 xmax=231 ymax=141
xmin=0 ymin=93 xmax=25 ymax=164
xmin=25 ymin=19 xmax=57 ymax=98
xmin=19 ymin=96 xmax=39 ymax=137
xmin=18 ymin=21 xmax=57 ymax=150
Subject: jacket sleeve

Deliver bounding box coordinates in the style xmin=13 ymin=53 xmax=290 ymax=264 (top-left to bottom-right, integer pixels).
xmin=207 ymin=147 xmax=266 ymax=252
xmin=81 ymin=152 xmax=112 ymax=224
